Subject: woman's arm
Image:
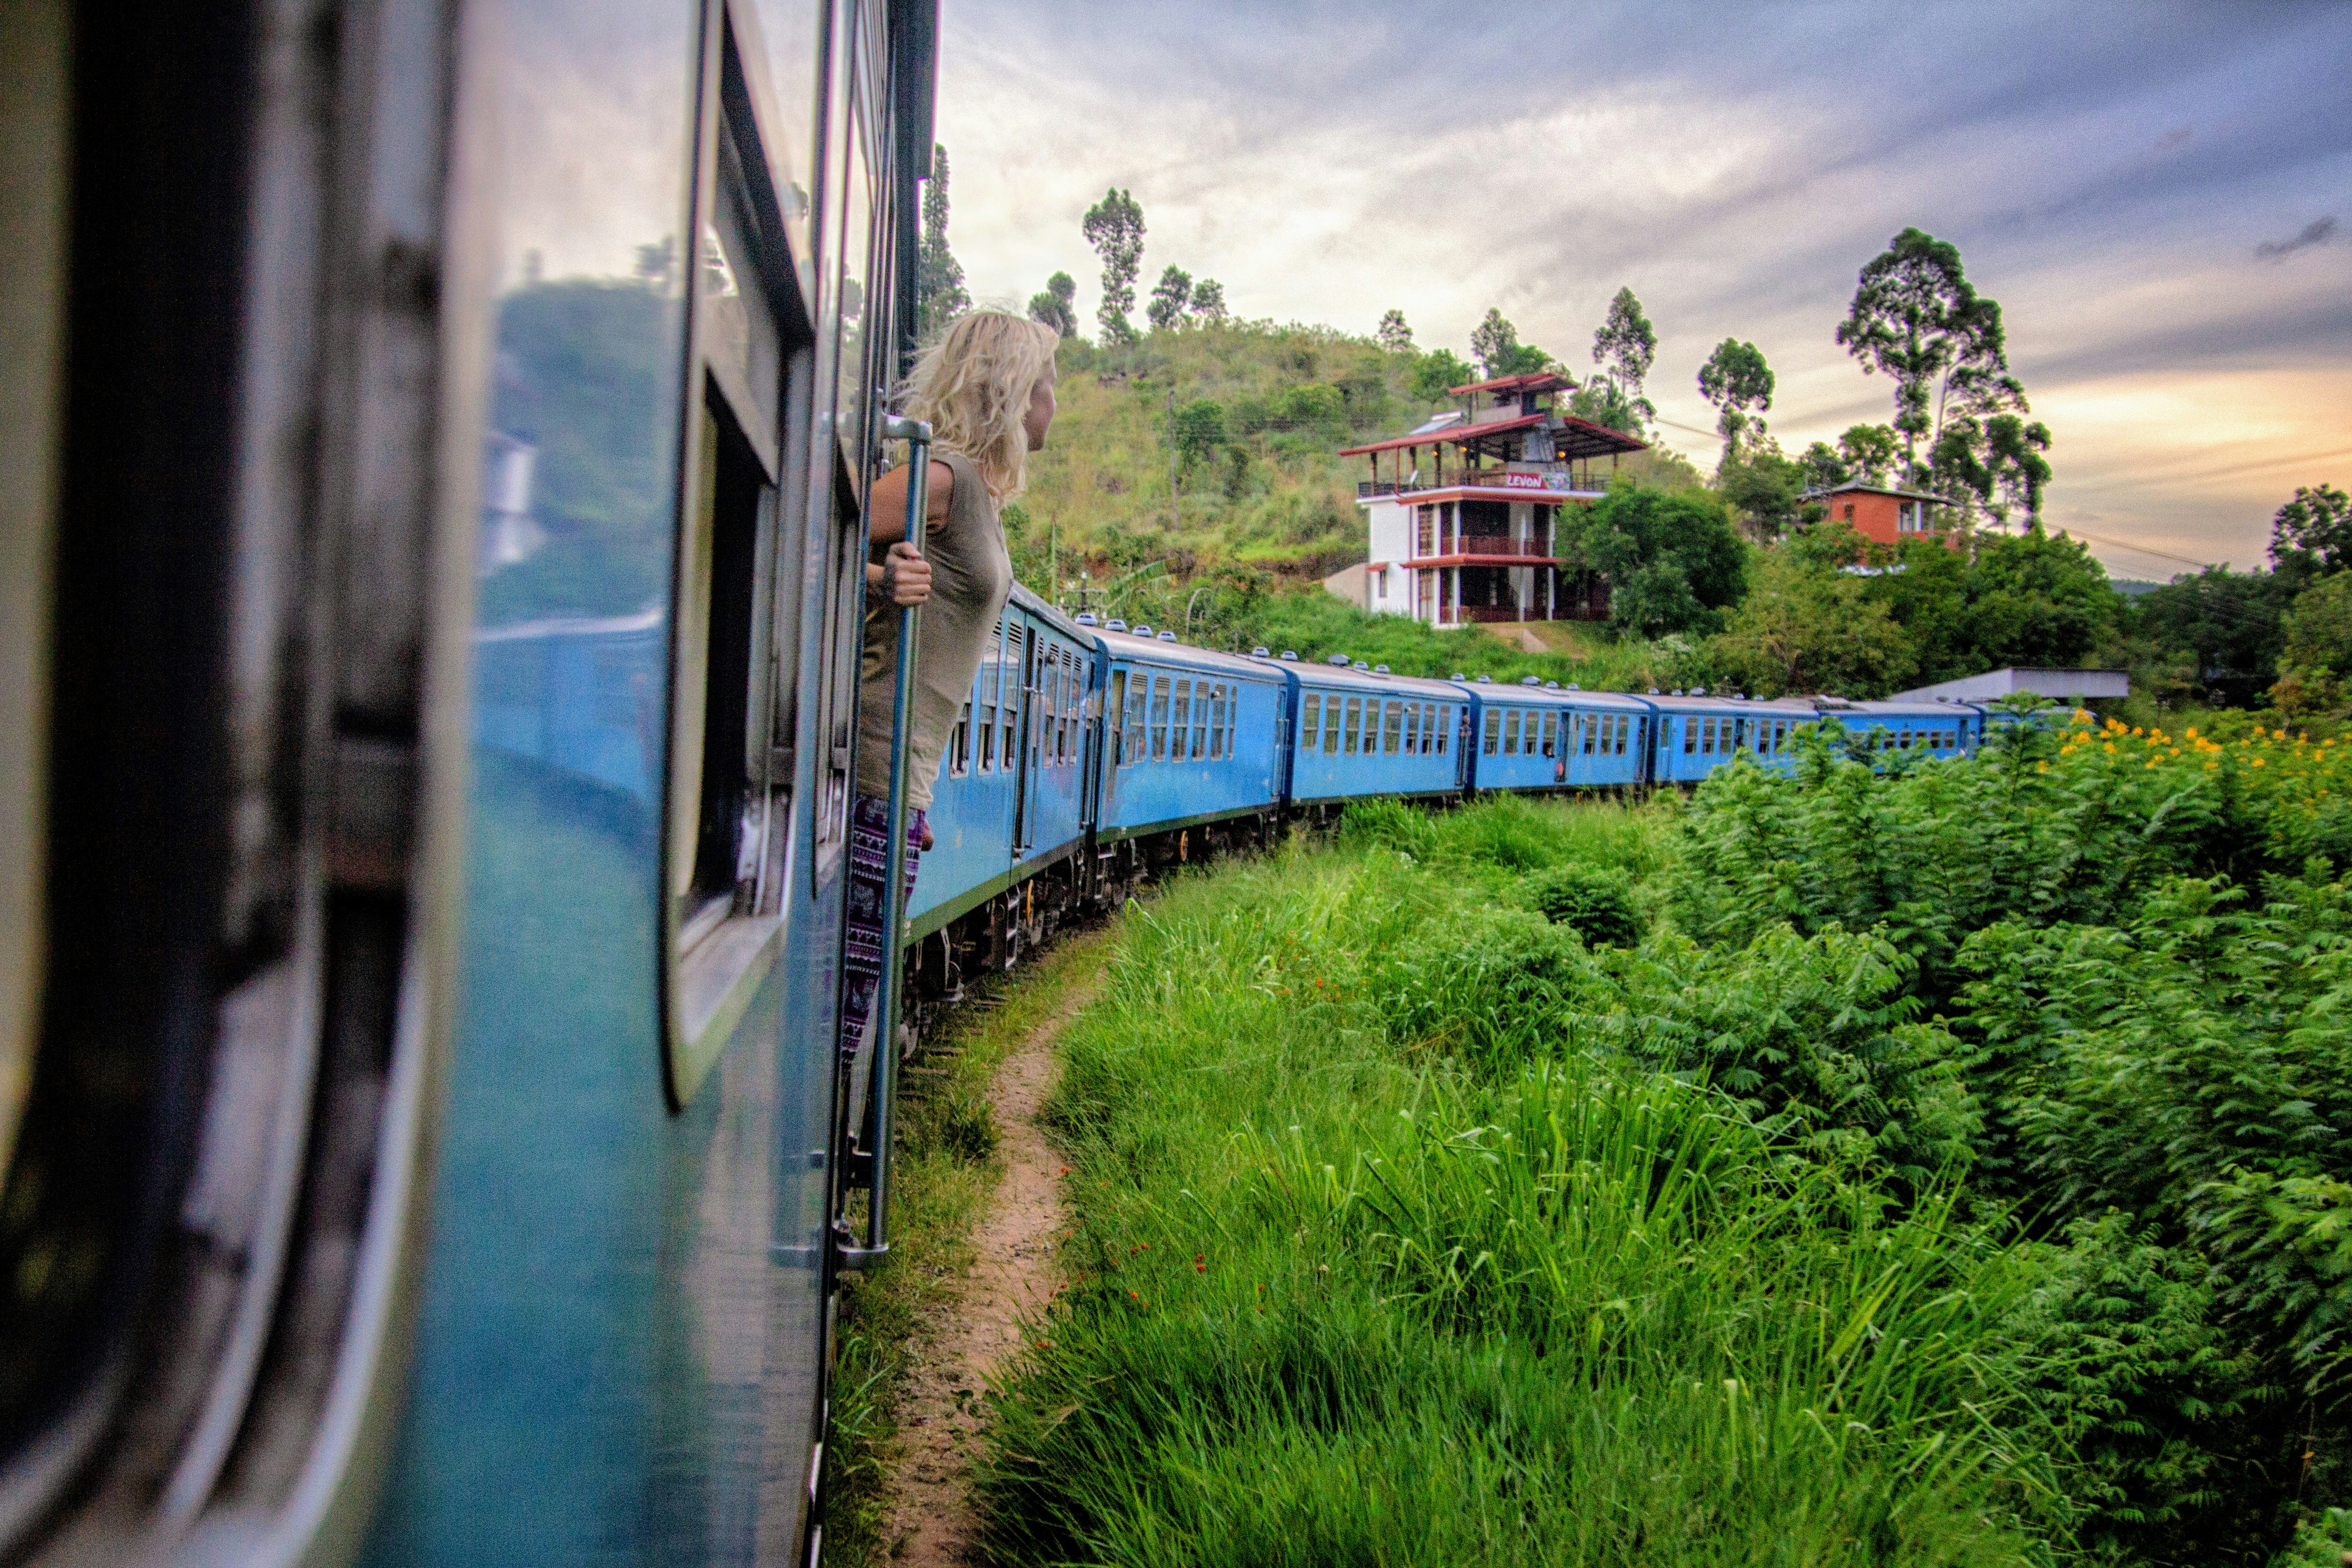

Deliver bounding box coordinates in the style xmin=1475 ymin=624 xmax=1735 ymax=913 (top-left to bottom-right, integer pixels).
xmin=864 ymin=457 xmax=955 ymax=606
xmin=867 ymin=457 xmax=954 ymax=549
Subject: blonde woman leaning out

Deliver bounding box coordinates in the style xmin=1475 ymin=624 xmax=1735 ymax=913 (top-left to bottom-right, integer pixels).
xmin=838 ymin=309 xmax=1060 ymax=1069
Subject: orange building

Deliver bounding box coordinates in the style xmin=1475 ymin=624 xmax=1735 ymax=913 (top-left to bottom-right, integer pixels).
xmin=1810 ymin=481 xmax=1960 ymax=549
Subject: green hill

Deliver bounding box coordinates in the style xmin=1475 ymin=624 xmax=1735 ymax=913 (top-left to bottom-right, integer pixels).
xmin=1008 ymin=321 xmax=1705 ymax=687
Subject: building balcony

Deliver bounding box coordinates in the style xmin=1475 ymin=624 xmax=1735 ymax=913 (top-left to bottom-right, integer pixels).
xmin=1411 ymin=535 xmax=1557 ymax=560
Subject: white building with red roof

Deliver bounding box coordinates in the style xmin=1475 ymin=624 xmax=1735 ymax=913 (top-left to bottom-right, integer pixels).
xmin=1336 ymin=372 xmax=1648 ymax=627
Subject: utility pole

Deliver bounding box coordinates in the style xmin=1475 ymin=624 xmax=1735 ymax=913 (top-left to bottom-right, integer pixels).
xmin=1167 ymin=386 xmax=1179 ymax=533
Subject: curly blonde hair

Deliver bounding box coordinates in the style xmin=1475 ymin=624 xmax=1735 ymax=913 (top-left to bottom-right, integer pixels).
xmin=901 ymin=309 xmax=1059 ymax=502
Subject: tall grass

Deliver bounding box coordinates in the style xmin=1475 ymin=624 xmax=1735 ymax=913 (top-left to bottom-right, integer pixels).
xmin=975 ymin=805 xmax=2076 ymax=1566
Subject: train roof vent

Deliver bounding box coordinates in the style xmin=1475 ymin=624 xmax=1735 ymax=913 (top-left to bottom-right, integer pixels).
xmin=1075 ymin=611 xmax=1099 ymax=625
xmin=1280 ymin=650 xmax=1298 ymax=660
xmin=1328 ymin=653 xmax=1349 ymax=665
xmin=1690 ymin=686 xmax=1707 ymax=696
xmin=1545 ymin=681 xmax=1559 ymax=689
xmin=1132 ymin=623 xmax=1152 ymax=636
xmin=1106 ymin=617 xmax=1128 ymax=631
xmin=1450 ymin=672 xmax=1465 ymax=680
xmin=1520 ymin=675 xmax=1540 ymax=686
xmin=1158 ymin=631 xmax=1178 ymax=642
xmin=1648 ymin=688 xmax=1661 ymax=695
xmin=1251 ymin=645 xmax=1270 ymax=656
xmin=1475 ymin=674 xmax=1493 ymax=684
xmin=1374 ymin=663 xmax=1390 ymax=674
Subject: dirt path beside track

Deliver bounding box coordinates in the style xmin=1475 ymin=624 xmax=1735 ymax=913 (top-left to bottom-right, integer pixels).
xmin=882 ymin=970 xmax=1097 ymax=1565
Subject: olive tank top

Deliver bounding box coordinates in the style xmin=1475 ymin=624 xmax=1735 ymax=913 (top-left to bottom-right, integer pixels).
xmin=854 ymin=450 xmax=1012 ymax=812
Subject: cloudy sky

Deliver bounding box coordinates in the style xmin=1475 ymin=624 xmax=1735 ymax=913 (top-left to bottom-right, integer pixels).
xmin=933 ymin=0 xmax=2352 ymax=578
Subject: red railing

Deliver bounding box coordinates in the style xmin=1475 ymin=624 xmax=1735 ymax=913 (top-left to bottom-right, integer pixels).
xmin=1418 ymin=535 xmax=1556 ymax=559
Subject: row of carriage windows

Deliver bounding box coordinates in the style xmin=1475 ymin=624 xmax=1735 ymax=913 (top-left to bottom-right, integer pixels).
xmin=946 ymin=619 xmax=1086 ymax=778
xmin=1115 ymin=671 xmax=1242 ymax=765
xmin=1479 ymin=707 xmax=1630 ymax=759
xmin=1297 ymin=692 xmax=1454 ymax=759
xmin=1680 ymin=716 xmax=1963 ymax=757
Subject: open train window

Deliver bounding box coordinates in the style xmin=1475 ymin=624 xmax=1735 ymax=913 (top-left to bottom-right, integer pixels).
xmin=1210 ymin=687 xmax=1226 ymax=760
xmin=1484 ymin=709 xmax=1500 ymax=755
xmin=662 ymin=24 xmax=808 ymax=1110
xmin=1301 ymin=694 xmax=1321 ymax=753
xmin=1504 ymin=710 xmax=1520 ymax=756
xmin=1123 ymin=672 xmax=1145 ymax=764
xmin=1342 ymin=698 xmax=1361 ymax=757
xmin=1149 ymin=676 xmax=1170 ymax=760
xmin=1438 ymin=705 xmax=1450 ymax=755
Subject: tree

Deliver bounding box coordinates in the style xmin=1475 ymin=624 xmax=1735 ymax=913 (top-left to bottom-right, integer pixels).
xmin=1800 ymin=441 xmax=1851 ymax=492
xmin=1696 ymin=338 xmax=1774 ymax=457
xmin=1839 ymin=423 xmax=1900 ymax=485
xmin=1716 ymin=444 xmax=1809 ymax=540
xmin=1377 ymin=309 xmax=1415 ymax=352
xmin=1707 ymin=547 xmax=1914 ymax=697
xmin=1469 ymin=308 xmax=1552 ymax=379
xmin=1081 ymin=187 xmax=1145 ymax=345
xmin=1836 ymin=228 xmax=2029 ymax=489
xmin=1174 ymin=398 xmax=1226 ymax=472
xmin=915 ymin=143 xmax=970 ymax=340
xmin=1146 ymin=265 xmax=1192 ymax=332
xmin=1557 ymin=483 xmax=1746 ymax=639
xmin=2269 ymin=482 xmax=2352 ymax=583
xmin=1190 ymin=278 xmax=1227 ymax=325
xmin=2269 ymin=572 xmax=2352 ymax=718
xmin=1409 ymin=348 xmax=1474 ymax=403
xmin=1027 ymin=270 xmax=1079 ymax=338
xmin=2131 ymin=567 xmax=2292 ymax=706
xmin=1960 ymin=526 xmax=2116 ymax=670
xmin=1591 ymin=287 xmax=1658 ymax=430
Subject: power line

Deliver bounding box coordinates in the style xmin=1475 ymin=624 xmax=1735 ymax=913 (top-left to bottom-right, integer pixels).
xmin=2045 ymin=528 xmax=2214 ymax=570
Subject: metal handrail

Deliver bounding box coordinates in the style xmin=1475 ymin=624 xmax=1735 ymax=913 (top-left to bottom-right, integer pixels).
xmin=835 ymin=413 xmax=932 ymax=1273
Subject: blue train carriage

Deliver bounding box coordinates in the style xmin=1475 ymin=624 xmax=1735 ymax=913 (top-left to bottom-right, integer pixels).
xmin=906 ymin=584 xmax=1099 ymax=992
xmin=1455 ymin=676 xmax=1655 ymax=794
xmin=1090 ymin=622 xmax=1289 ymax=875
xmin=1817 ymin=696 xmax=1978 ymax=761
xmin=1643 ymin=690 xmax=1823 ymax=784
xmin=1281 ymin=657 xmax=1471 ymax=810
xmin=0 ymin=0 xmax=940 ymax=1564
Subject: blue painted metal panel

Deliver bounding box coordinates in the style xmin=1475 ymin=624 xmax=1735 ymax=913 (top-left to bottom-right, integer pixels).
xmin=1455 ymin=682 xmax=1654 ymax=793
xmin=1646 ymin=695 xmax=1822 ymax=783
xmin=1281 ymin=663 xmax=1465 ymax=804
xmin=1097 ymin=631 xmax=1287 ymax=832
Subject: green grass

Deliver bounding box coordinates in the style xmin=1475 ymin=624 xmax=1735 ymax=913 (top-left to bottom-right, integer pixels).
xmin=820 ymin=932 xmax=1110 ymax=1565
xmin=972 ymin=800 xmax=2076 ymax=1567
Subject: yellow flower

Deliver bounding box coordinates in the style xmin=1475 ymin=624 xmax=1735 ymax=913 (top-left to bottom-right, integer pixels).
xmin=2251 ymin=757 xmax=2266 ymax=768
xmin=2185 ymin=726 xmax=2199 ymax=738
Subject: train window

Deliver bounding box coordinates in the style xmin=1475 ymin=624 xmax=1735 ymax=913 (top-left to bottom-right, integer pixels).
xmin=1322 ymin=694 xmax=1341 ymax=755
xmin=1302 ymin=693 xmax=1321 ymax=751
xmin=1150 ymin=675 xmax=1170 ymax=760
xmin=950 ymin=702 xmax=970 ymax=776
xmin=979 ymin=702 xmax=998 ymax=770
xmin=1405 ymin=703 xmax=1420 ymax=755
xmin=1001 ymin=625 xmax=1023 ymax=765
xmin=1503 ymin=710 xmax=1519 ymax=755
xmin=1680 ymin=718 xmax=1694 ymax=755
xmin=1539 ymin=711 xmax=1554 ymax=757
xmin=1343 ymin=696 xmax=1362 ymax=756
xmin=1171 ymin=679 xmax=1191 ymax=760
xmin=1359 ymin=698 xmax=1378 ymax=756
xmin=1210 ymin=686 xmax=1226 ymax=759
xmin=1193 ymin=686 xmax=1211 ymax=760
xmin=1124 ymin=671 xmax=1146 ymax=764
xmin=1483 ymin=708 xmax=1500 ymax=755
xmin=1228 ymin=686 xmax=1237 ymax=758
xmin=1382 ymin=701 xmax=1400 ymax=755
xmin=1617 ymin=715 xmax=1630 ymax=755
xmin=1437 ymin=705 xmax=1450 ymax=754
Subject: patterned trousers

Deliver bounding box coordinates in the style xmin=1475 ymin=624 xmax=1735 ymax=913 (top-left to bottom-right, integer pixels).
xmin=839 ymin=793 xmax=926 ymax=1068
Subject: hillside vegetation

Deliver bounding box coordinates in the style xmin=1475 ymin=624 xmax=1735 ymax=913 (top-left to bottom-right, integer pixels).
xmin=971 ymin=715 xmax=2352 ymax=1568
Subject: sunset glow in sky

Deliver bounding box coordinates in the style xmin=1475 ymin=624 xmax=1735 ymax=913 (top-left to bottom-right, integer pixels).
xmin=934 ymin=0 xmax=2352 ymax=578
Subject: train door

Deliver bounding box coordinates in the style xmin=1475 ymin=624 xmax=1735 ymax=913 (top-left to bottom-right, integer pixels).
xmin=1009 ymin=621 xmax=1034 ymax=853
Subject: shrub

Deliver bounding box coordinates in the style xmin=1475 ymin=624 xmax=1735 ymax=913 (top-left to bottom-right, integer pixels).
xmin=1521 ymin=863 xmax=1642 ymax=946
